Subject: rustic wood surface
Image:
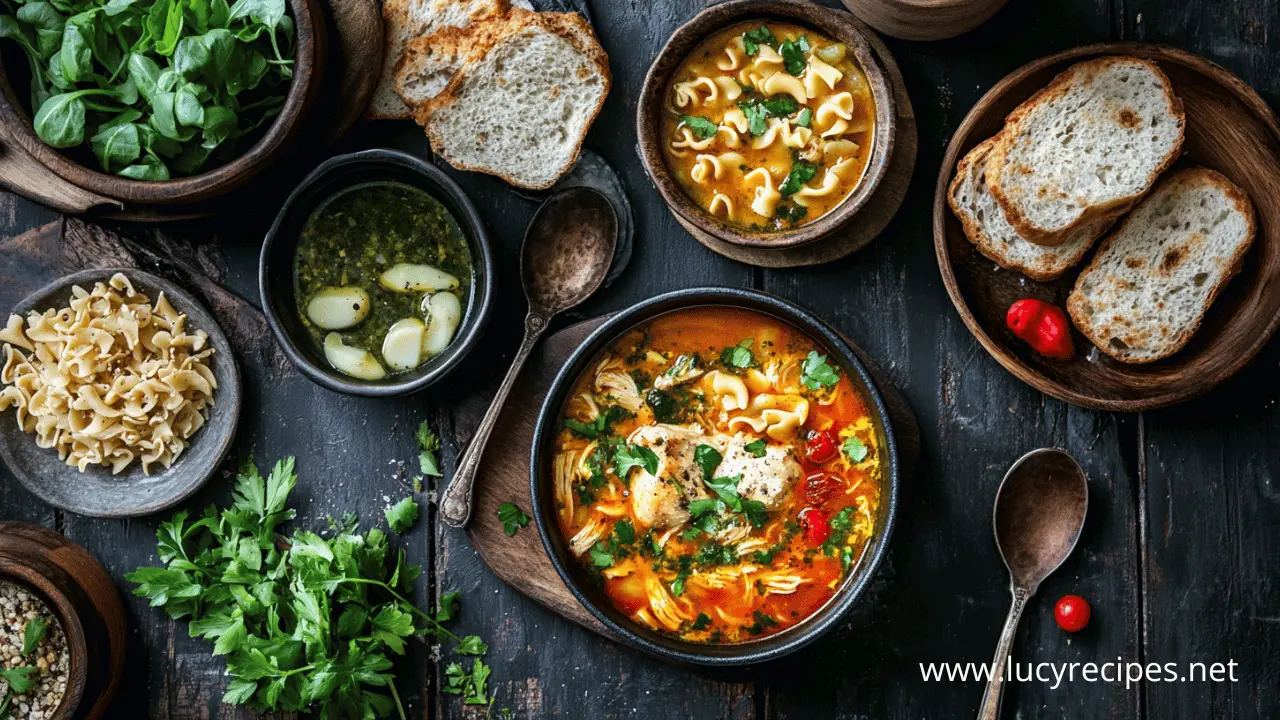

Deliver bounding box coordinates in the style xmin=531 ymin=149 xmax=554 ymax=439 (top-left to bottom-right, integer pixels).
xmin=0 ymin=0 xmax=1277 ymax=718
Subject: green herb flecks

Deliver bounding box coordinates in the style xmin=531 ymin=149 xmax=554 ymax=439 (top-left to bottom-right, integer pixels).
xmin=613 ymin=444 xmax=659 ymax=478
xmin=681 ymin=114 xmax=718 ymax=139
xmin=742 ymin=25 xmax=777 ymax=55
xmin=416 ymin=420 xmax=443 ymax=477
xmin=744 ymin=439 xmax=767 ymax=458
xmin=780 ymin=160 xmax=819 ymax=196
xmin=779 ymin=37 xmax=808 ymax=75
xmin=720 ymin=338 xmax=754 ymax=369
xmin=842 ymin=435 xmax=869 ymax=463
xmin=801 ymin=351 xmax=840 ymax=390
xmin=497 ymin=502 xmax=531 ymax=537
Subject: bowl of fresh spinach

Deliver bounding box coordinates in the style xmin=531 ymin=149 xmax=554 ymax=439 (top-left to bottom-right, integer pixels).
xmin=0 ymin=0 xmax=324 ymax=205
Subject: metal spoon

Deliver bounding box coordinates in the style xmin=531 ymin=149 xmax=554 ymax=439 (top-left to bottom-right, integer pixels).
xmin=978 ymin=448 xmax=1088 ymax=720
xmin=439 ymin=187 xmax=618 ymax=528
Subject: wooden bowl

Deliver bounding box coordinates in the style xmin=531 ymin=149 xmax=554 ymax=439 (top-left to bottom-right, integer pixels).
xmin=637 ymin=0 xmax=896 ymax=250
xmin=0 ymin=0 xmax=326 ymax=206
xmin=841 ymin=0 xmax=1010 ymax=41
xmin=934 ymin=43 xmax=1280 ymax=412
xmin=0 ymin=269 xmax=242 ymax=516
xmin=0 ymin=522 xmax=127 ymax=720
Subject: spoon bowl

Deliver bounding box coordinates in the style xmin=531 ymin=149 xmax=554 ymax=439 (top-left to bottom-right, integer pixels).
xmin=440 ymin=186 xmax=619 ymax=528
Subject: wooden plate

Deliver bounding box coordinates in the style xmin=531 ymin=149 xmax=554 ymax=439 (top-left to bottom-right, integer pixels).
xmin=933 ymin=42 xmax=1280 ymax=412
xmin=0 ymin=269 xmax=241 ymax=517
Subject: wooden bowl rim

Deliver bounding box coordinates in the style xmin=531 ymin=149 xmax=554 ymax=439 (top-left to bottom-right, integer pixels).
xmin=0 ymin=565 xmax=89 ymax=720
xmin=0 ymin=0 xmax=320 ymax=205
xmin=636 ymin=0 xmax=897 ymax=249
xmin=0 ymin=268 xmax=243 ymax=516
xmin=932 ymin=41 xmax=1280 ymax=412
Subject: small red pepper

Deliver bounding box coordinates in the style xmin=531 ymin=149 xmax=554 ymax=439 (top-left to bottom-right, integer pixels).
xmin=805 ymin=430 xmax=837 ymax=464
xmin=1006 ymin=298 xmax=1074 ymax=359
xmin=803 ymin=472 xmax=842 ymax=507
xmin=798 ymin=507 xmax=831 ymax=545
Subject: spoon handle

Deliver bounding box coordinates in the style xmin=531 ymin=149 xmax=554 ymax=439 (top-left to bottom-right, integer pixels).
xmin=977 ymin=585 xmax=1031 ymax=720
xmin=440 ymin=312 xmax=549 ymax=528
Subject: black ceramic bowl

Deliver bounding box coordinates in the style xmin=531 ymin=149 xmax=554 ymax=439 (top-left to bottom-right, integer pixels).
xmin=530 ymin=287 xmax=900 ymax=666
xmin=260 ymin=149 xmax=495 ymax=397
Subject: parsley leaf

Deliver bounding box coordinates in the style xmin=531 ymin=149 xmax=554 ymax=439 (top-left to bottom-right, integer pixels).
xmin=565 ymin=405 xmax=630 ymax=439
xmin=761 ymin=95 xmax=799 ymax=116
xmin=614 ymin=444 xmax=659 ymax=478
xmin=416 ymin=420 xmax=443 ymax=477
xmin=694 ymin=444 xmax=723 ymax=480
xmin=741 ymin=102 xmax=769 ymax=136
xmin=681 ymin=114 xmax=719 ymax=139
xmin=796 ymin=108 xmax=812 ymax=127
xmin=744 ymin=439 xmax=767 ymax=458
xmin=691 ymin=612 xmax=712 ymax=631
xmin=779 ymin=37 xmax=807 ymax=75
xmin=456 ymin=635 xmax=488 ymax=656
xmin=385 ymin=496 xmax=420 ymax=534
xmin=589 ymin=541 xmax=615 ymax=568
xmin=615 ymin=519 xmax=636 ymax=545
xmin=748 ymin=610 xmax=779 ymax=635
xmin=21 ymin=617 xmax=46 ymax=656
xmin=780 ymin=160 xmax=819 ymax=196
xmin=842 ymin=436 xmax=869 ymax=463
xmin=497 ymin=502 xmax=531 ymax=537
xmin=742 ymin=25 xmax=777 ymax=55
xmin=704 ymin=475 xmax=769 ymax=529
xmin=800 ymin=351 xmax=841 ymax=390
xmin=444 ymin=658 xmax=492 ymax=705
xmin=720 ymin=338 xmax=755 ymax=369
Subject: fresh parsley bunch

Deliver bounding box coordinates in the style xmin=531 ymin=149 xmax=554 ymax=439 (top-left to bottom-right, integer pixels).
xmin=0 ymin=0 xmax=295 ymax=180
xmin=126 ymin=458 xmax=485 ymax=719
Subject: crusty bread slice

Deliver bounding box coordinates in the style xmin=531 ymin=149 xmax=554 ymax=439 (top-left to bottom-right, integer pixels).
xmin=949 ymin=137 xmax=1117 ymax=281
xmin=416 ymin=9 xmax=611 ymax=189
xmin=985 ymin=56 xmax=1186 ymax=246
xmin=1067 ymin=168 xmax=1255 ymax=363
xmin=369 ymin=0 xmax=513 ymax=120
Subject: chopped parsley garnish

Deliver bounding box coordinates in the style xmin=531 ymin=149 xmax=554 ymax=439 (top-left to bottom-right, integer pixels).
xmin=589 ymin=542 xmax=615 ymax=568
xmin=779 ymin=37 xmax=808 ymax=75
xmin=497 ymin=502 xmax=531 ymax=537
xmin=742 ymin=25 xmax=777 ymax=55
xmin=416 ymin=419 xmax=443 ymax=477
xmin=780 ymin=160 xmax=819 ymax=196
xmin=801 ymin=351 xmax=840 ymax=390
xmin=820 ymin=506 xmax=862 ymax=567
xmin=742 ymin=101 xmax=769 ymax=136
xmin=744 ymin=439 xmax=768 ymax=457
xmin=664 ymin=353 xmax=700 ymax=380
xmin=705 ymin=475 xmax=768 ymax=528
xmin=720 ymin=338 xmax=755 ymax=369
xmin=615 ymin=519 xmax=636 ymax=544
xmin=842 ymin=436 xmax=869 ymax=463
xmin=564 ymin=405 xmax=631 ymax=439
xmin=761 ymin=94 xmax=798 ymax=116
xmin=695 ymin=542 xmax=738 ymax=567
xmin=694 ymin=444 xmax=723 ymax=480
xmin=444 ymin=659 xmax=491 ymax=705
xmin=796 ymin=108 xmax=812 ymax=127
xmin=681 ymin=114 xmax=719 ymax=139
xmin=645 ymin=388 xmax=693 ymax=424
xmin=748 ymin=610 xmax=779 ymax=635
xmin=691 ymin=613 xmax=712 ymax=631
xmin=614 ymin=444 xmax=659 ymax=478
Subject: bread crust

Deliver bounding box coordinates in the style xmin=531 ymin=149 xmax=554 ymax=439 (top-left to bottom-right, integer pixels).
xmin=985 ymin=56 xmax=1186 ymax=247
xmin=415 ymin=9 xmax=613 ymax=189
xmin=1066 ymin=167 xmax=1256 ymax=363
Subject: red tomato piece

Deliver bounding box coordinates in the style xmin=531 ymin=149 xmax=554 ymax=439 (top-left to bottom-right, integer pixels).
xmin=798 ymin=507 xmax=831 ymax=545
xmin=1054 ymin=594 xmax=1091 ymax=632
xmin=806 ymin=430 xmax=837 ymax=464
xmin=803 ymin=472 xmax=842 ymax=507
xmin=1006 ymin=298 xmax=1074 ymax=360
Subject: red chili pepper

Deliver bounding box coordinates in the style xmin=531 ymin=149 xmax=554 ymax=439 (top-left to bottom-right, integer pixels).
xmin=1006 ymin=299 xmax=1074 ymax=359
xmin=798 ymin=507 xmax=831 ymax=545
xmin=803 ymin=472 xmax=842 ymax=507
xmin=805 ymin=430 xmax=837 ymax=464
xmin=1054 ymin=594 xmax=1091 ymax=632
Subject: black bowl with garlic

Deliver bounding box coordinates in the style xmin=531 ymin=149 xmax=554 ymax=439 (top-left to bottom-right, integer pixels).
xmin=261 ymin=149 xmax=496 ymax=397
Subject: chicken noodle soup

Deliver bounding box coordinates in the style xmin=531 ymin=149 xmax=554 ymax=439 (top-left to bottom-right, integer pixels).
xmin=661 ymin=21 xmax=877 ymax=232
xmin=293 ymin=183 xmax=472 ymax=380
xmin=552 ymin=308 xmax=881 ymax=642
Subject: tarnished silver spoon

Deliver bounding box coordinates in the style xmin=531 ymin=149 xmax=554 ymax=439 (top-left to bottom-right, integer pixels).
xmin=978 ymin=448 xmax=1088 ymax=720
xmin=439 ymin=187 xmax=618 ymax=528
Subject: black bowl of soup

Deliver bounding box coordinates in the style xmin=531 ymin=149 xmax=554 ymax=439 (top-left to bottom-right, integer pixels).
xmin=530 ymin=287 xmax=900 ymax=665
xmin=260 ymin=149 xmax=495 ymax=397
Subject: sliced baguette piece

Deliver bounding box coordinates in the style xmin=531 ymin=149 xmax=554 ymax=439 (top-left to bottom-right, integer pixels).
xmin=949 ymin=137 xmax=1117 ymax=281
xmin=985 ymin=56 xmax=1186 ymax=246
xmin=416 ymin=9 xmax=611 ymax=189
xmin=1067 ymin=167 xmax=1256 ymax=363
xmin=369 ymin=0 xmax=513 ymax=120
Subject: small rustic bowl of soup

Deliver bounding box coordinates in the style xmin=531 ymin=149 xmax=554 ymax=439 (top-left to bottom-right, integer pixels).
xmin=530 ymin=287 xmax=900 ymax=664
xmin=638 ymin=0 xmax=897 ymax=249
xmin=260 ymin=149 xmax=495 ymax=397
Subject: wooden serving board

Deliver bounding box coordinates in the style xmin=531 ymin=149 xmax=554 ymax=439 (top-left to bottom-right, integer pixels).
xmin=466 ymin=314 xmax=921 ymax=638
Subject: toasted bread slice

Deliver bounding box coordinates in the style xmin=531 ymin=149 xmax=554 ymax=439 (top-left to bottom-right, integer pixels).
xmin=985 ymin=56 xmax=1185 ymax=246
xmin=1067 ymin=168 xmax=1255 ymax=363
xmin=416 ymin=9 xmax=611 ymax=189
xmin=369 ymin=0 xmax=513 ymax=120
xmin=949 ymin=138 xmax=1117 ymax=281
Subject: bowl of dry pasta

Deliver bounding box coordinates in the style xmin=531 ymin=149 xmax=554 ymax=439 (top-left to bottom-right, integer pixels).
xmin=637 ymin=0 xmax=896 ymax=249
xmin=0 ymin=269 xmax=241 ymax=517
xmin=530 ymin=287 xmax=900 ymax=665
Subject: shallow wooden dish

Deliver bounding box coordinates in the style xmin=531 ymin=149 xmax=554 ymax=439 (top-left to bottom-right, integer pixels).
xmin=637 ymin=0 xmax=896 ymax=250
xmin=841 ymin=0 xmax=1010 ymax=41
xmin=934 ymin=42 xmax=1280 ymax=412
xmin=0 ymin=522 xmax=127 ymax=720
xmin=0 ymin=269 xmax=242 ymax=516
xmin=0 ymin=0 xmax=326 ymax=206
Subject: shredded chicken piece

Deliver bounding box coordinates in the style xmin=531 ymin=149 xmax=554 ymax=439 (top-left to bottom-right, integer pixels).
xmin=569 ymin=518 xmax=607 ymax=557
xmin=646 ymin=575 xmax=688 ymax=631
xmin=736 ymin=538 xmax=770 ymax=556
xmin=553 ymin=450 xmax=580 ymax=519
xmin=594 ymin=358 xmax=643 ymax=412
xmin=595 ymin=502 xmax=628 ymax=517
xmin=759 ymin=572 xmax=808 ymax=595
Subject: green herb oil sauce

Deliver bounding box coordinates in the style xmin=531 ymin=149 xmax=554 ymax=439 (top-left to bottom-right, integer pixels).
xmin=293 ymin=182 xmax=472 ymax=373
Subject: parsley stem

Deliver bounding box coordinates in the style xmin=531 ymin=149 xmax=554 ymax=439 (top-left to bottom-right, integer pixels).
xmin=389 ymin=680 xmax=407 ymax=720
xmin=336 ymin=578 xmax=463 ymax=642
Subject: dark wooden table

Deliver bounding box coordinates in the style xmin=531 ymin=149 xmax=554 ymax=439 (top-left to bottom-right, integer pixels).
xmin=2 ymin=0 xmax=1278 ymax=717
